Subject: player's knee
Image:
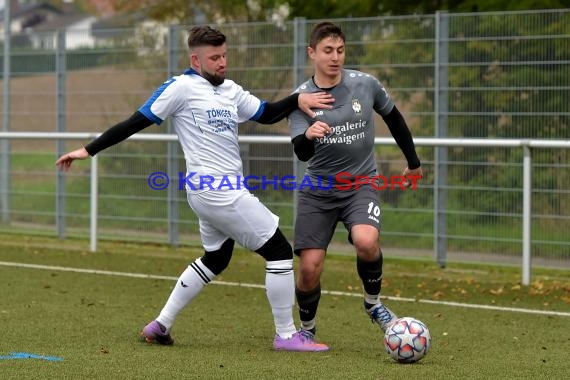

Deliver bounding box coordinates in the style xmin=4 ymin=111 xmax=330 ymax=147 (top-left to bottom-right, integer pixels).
xmin=350 ymin=225 xmax=379 ymax=257
xmin=297 ymin=270 xmax=320 ymax=290
xmin=297 ymin=249 xmax=325 ymax=286
xmin=201 ymin=238 xmax=235 ymax=275
xmin=255 ymin=228 xmax=293 ymax=261
xmin=353 ymin=238 xmax=379 ymax=259
xmin=298 ymin=260 xmax=322 ymax=286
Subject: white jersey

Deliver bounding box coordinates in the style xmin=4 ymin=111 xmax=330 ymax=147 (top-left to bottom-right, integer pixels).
xmin=138 ymin=68 xmax=265 ymax=192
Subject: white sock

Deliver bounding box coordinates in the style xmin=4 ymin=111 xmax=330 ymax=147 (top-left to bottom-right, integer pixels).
xmin=265 ymin=259 xmax=296 ymax=339
xmin=364 ymin=291 xmax=380 ymax=307
xmin=156 ymin=258 xmax=215 ymax=330
xmin=300 ymin=318 xmax=316 ymax=332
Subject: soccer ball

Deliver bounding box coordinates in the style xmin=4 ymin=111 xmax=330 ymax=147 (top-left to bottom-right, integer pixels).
xmin=383 ymin=317 xmax=431 ymax=363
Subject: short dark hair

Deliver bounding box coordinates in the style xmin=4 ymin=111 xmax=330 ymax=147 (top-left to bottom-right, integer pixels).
xmin=309 ymin=22 xmax=345 ymax=49
xmin=187 ymin=26 xmax=226 ymax=50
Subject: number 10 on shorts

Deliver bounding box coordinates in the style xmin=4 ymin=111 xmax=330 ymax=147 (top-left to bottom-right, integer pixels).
xmin=367 ymin=202 xmax=380 ymax=217
xmin=367 ymin=201 xmax=381 ymax=223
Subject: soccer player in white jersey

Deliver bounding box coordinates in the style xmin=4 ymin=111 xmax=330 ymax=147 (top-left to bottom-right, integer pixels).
xmin=55 ymin=26 xmax=334 ymax=352
xmin=287 ymin=22 xmax=423 ymax=349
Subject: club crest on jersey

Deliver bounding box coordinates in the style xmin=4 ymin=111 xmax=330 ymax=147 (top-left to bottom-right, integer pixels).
xmin=352 ymin=99 xmax=362 ymax=115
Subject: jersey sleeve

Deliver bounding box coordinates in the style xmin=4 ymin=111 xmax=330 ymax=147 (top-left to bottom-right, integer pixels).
xmin=372 ymin=77 xmax=395 ymax=116
xmin=138 ymin=77 xmax=186 ymax=125
xmin=232 ymin=82 xmax=263 ymax=122
xmin=287 ymin=85 xmax=312 ymax=138
xmin=288 ymin=109 xmax=311 ymax=139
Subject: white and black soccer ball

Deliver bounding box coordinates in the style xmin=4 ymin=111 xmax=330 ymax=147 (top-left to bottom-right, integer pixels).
xmin=384 ymin=317 xmax=431 ymax=363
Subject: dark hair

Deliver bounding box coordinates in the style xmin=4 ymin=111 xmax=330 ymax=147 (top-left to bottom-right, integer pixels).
xmin=187 ymin=26 xmax=226 ymax=49
xmin=309 ymin=22 xmax=345 ymax=49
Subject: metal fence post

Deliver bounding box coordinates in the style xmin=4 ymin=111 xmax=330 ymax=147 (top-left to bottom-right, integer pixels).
xmin=90 ymin=154 xmax=98 ymax=252
xmin=292 ymin=17 xmax=306 ymax=229
xmin=434 ymin=11 xmax=449 ymax=268
xmin=1 ymin=0 xmax=11 ymax=224
xmin=56 ymin=29 xmax=67 ymax=239
xmin=522 ymin=145 xmax=532 ymax=285
xmin=167 ymin=24 xmax=179 ymax=246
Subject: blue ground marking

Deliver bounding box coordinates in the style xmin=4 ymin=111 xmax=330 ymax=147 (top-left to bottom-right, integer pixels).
xmin=0 ymin=352 xmax=63 ymax=361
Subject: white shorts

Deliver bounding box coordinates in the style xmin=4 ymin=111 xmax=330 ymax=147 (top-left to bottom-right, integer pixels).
xmin=187 ymin=188 xmax=279 ymax=252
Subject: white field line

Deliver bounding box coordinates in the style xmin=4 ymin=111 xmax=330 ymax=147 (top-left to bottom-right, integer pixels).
xmin=2 ymin=260 xmax=569 ymax=318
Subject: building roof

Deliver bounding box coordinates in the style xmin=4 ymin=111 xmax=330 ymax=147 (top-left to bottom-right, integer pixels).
xmin=0 ymin=1 xmax=95 ymax=32
xmin=0 ymin=2 xmax=62 ymax=20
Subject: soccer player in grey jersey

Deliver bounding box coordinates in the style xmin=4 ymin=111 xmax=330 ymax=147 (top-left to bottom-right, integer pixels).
xmin=288 ymin=22 xmax=423 ymax=349
xmin=56 ymin=26 xmax=333 ymax=352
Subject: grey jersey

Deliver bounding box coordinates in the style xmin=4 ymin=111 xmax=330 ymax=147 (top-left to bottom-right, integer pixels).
xmin=289 ymin=69 xmax=394 ymax=184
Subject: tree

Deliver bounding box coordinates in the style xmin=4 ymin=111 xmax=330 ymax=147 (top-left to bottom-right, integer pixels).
xmin=86 ymin=0 xmax=292 ymax=24
xmin=90 ymin=0 xmax=570 ymax=23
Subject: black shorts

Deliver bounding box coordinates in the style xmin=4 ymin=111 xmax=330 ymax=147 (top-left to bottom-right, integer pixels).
xmin=293 ymin=184 xmax=381 ymax=254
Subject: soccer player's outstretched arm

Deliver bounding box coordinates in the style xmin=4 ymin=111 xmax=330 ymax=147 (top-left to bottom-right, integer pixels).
xmin=55 ymin=111 xmax=153 ymax=171
xmin=254 ymin=92 xmax=334 ymax=124
xmin=381 ymin=105 xmax=423 ymax=186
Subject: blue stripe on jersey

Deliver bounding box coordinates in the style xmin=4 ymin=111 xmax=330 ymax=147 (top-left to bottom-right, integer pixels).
xmin=138 ymin=78 xmax=177 ymax=125
xmin=250 ymin=100 xmax=266 ymax=121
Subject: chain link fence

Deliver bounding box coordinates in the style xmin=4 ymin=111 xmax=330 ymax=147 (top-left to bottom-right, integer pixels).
xmin=1 ymin=10 xmax=569 ymax=268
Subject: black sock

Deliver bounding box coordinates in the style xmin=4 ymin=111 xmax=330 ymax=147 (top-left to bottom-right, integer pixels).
xmin=295 ymin=284 xmax=321 ymax=327
xmin=357 ymin=251 xmax=383 ymax=309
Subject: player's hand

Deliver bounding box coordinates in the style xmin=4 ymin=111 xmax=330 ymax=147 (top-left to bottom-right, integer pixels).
xmin=305 ymin=121 xmax=332 ymax=140
xmin=55 ymin=147 xmax=90 ymax=171
xmin=298 ymin=92 xmax=334 ymax=118
xmin=403 ymin=166 xmax=423 ymax=189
